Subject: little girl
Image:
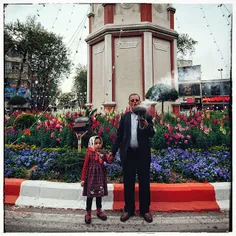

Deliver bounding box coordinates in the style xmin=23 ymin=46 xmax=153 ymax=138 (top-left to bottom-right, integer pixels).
xmin=81 ymin=135 xmax=112 ymax=224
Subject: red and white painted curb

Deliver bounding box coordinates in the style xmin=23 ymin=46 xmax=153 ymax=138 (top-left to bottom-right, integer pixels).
xmin=4 ymin=178 xmax=230 ymax=212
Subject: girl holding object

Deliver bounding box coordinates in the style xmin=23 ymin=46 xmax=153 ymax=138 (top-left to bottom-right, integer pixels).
xmin=81 ymin=135 xmax=113 ymax=224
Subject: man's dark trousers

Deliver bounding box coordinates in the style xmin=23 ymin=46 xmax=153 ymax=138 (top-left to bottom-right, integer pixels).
xmin=123 ymin=147 xmax=150 ymax=215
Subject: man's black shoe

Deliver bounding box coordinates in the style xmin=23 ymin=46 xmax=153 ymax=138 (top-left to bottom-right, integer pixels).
xmin=143 ymin=212 xmax=153 ymax=223
xmin=120 ymin=212 xmax=131 ymax=222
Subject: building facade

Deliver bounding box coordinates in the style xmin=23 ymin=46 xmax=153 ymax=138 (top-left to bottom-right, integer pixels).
xmin=4 ymin=48 xmax=32 ymax=109
xmin=201 ymin=79 xmax=230 ymax=110
xmin=85 ymin=3 xmax=178 ymax=112
xmin=177 ymin=61 xmax=230 ymax=111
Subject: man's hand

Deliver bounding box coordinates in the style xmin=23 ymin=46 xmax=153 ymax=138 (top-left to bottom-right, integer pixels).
xmin=81 ymin=181 xmax=84 ymax=187
xmin=107 ymin=152 xmax=114 ymax=163
xmin=140 ymin=119 xmax=148 ymax=128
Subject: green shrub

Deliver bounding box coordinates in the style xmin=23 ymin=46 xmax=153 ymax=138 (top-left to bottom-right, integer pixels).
xmin=152 ymin=125 xmax=167 ymax=150
xmin=5 ymin=116 xmax=15 ymax=127
xmin=163 ymin=112 xmax=177 ymax=126
xmin=60 ymin=126 xmax=77 ymax=149
xmin=8 ymin=95 xmax=27 ymax=105
xmin=41 ymin=147 xmax=71 ymax=153
xmin=52 ymin=151 xmax=86 ymax=182
xmin=14 ymin=114 xmax=37 ymax=129
xmin=195 ymin=131 xmax=209 ymax=149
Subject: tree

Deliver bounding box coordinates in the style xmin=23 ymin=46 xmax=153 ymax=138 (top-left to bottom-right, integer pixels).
xmin=4 ymin=16 xmax=71 ymax=109
xmin=4 ymin=30 xmax=15 ymax=55
xmin=145 ymin=83 xmax=179 ymax=113
xmin=72 ymin=64 xmax=87 ymax=107
xmin=57 ymin=92 xmax=75 ymax=108
xmin=177 ymin=33 xmax=198 ymax=59
xmin=8 ymin=95 xmax=27 ymax=106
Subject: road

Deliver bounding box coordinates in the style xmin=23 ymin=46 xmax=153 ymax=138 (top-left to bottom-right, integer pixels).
xmin=4 ymin=205 xmax=231 ymax=233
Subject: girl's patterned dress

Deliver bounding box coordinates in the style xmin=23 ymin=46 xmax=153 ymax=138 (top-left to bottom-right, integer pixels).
xmin=81 ymin=150 xmax=108 ymax=198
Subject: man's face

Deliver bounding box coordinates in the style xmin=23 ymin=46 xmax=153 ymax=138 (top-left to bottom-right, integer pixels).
xmin=129 ymin=94 xmax=141 ymax=111
xmin=94 ymin=138 xmax=102 ymax=151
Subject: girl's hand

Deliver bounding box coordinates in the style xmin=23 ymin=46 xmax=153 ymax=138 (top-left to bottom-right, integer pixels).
xmin=81 ymin=181 xmax=84 ymax=187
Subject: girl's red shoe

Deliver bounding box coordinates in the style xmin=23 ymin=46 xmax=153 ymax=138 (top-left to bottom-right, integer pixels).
xmin=97 ymin=211 xmax=107 ymax=221
xmin=85 ymin=214 xmax=91 ymax=224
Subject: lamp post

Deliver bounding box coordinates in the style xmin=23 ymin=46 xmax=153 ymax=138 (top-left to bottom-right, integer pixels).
xmin=34 ymin=80 xmax=38 ymax=109
xmin=218 ymin=68 xmax=224 ymax=110
xmin=218 ymin=68 xmax=223 ymax=79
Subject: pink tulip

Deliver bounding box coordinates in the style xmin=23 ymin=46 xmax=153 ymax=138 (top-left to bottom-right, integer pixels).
xmin=50 ymin=132 xmax=55 ymax=138
xmin=56 ymin=124 xmax=61 ymax=128
xmin=197 ymin=117 xmax=202 ymax=122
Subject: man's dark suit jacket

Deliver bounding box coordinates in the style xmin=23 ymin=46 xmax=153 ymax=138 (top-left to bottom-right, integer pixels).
xmin=111 ymin=112 xmax=155 ymax=164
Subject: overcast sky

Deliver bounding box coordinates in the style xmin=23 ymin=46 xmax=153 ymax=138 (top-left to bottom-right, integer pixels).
xmin=4 ymin=1 xmax=233 ymax=93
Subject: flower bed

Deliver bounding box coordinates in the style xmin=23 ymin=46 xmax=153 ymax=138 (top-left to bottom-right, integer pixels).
xmin=4 ymin=109 xmax=231 ymax=151
xmin=4 ymin=145 xmax=231 ymax=183
xmin=4 ymin=109 xmax=231 ymax=183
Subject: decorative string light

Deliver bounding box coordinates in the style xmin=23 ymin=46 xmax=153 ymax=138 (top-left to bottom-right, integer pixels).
xmin=67 ymin=7 xmax=89 ymax=49
xmin=200 ymin=4 xmax=228 ymax=69
xmin=217 ymin=4 xmax=230 ymax=26
xmin=34 ymin=3 xmax=45 ymax=19
xmin=175 ymin=17 xmax=182 ymax=34
xmin=71 ymin=20 xmax=87 ymax=66
xmin=220 ymin=4 xmax=232 ymax=78
xmin=51 ymin=4 xmax=62 ymax=30
xmin=9 ymin=91 xmax=61 ymax=146
xmin=65 ymin=4 xmax=75 ymax=32
xmin=67 ymin=6 xmax=89 ymax=74
xmin=6 ymin=4 xmax=90 ymax=105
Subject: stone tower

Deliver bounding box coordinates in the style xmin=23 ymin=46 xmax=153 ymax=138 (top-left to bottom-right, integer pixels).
xmin=85 ymin=3 xmax=178 ymax=112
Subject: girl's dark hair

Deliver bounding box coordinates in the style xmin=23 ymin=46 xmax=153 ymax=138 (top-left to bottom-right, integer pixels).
xmin=95 ymin=136 xmax=102 ymax=141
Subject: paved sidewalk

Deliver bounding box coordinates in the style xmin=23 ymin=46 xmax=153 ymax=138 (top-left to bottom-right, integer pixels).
xmin=5 ymin=205 xmax=230 ymax=232
xmin=4 ymin=178 xmax=231 ymax=212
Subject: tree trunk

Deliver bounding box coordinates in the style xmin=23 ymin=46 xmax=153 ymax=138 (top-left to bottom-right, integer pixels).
xmin=15 ymin=52 xmax=27 ymax=95
xmin=162 ymin=101 xmax=164 ymax=114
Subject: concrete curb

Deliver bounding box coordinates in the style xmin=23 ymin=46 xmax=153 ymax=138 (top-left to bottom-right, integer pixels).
xmin=4 ymin=178 xmax=231 ymax=212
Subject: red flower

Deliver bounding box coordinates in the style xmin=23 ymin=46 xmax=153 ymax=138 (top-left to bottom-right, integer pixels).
xmin=168 ymin=125 xmax=173 ymax=133
xmin=110 ymin=118 xmax=115 ymax=126
xmin=98 ymin=127 xmax=103 ymax=136
xmin=114 ymin=121 xmax=119 ymax=129
xmin=115 ymin=115 xmax=120 ymax=120
xmin=212 ymin=119 xmax=218 ymax=125
xmin=24 ymin=129 xmax=31 ymax=136
xmin=164 ymin=133 xmax=169 ymax=139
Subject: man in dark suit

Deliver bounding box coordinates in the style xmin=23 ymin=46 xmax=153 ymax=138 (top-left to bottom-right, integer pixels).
xmin=109 ymin=93 xmax=155 ymax=223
